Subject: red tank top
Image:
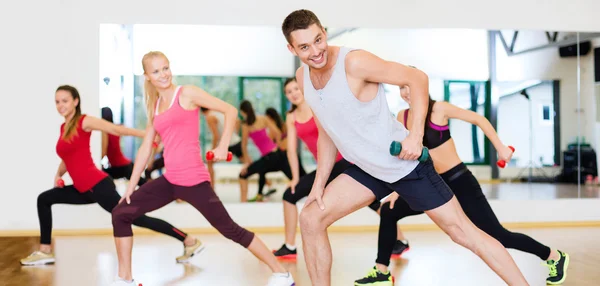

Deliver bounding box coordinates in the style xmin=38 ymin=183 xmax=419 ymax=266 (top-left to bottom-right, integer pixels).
xmin=56 ymin=115 xmax=108 ymax=193
xmin=294 ymin=113 xmax=343 ymax=162
xmin=106 ymin=133 xmax=131 ymax=167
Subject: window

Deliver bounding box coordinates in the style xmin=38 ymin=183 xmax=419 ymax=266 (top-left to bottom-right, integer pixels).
xmin=242 ymin=78 xmax=284 ymax=161
xmin=242 ymin=78 xmax=282 ymax=115
xmin=444 ymin=81 xmax=490 ymax=164
xmin=542 ymin=105 xmax=550 ymax=120
xmin=132 ymin=76 xmax=149 ymax=156
xmin=540 ymin=104 xmax=553 ymax=124
xmin=199 ymin=76 xmax=241 ymax=161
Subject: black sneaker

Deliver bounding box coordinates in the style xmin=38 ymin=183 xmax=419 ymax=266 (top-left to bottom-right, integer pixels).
xmin=354 ymin=266 xmax=393 ymax=286
xmin=390 ymin=240 xmax=410 ymax=259
xmin=544 ymin=250 xmax=569 ymax=284
xmin=272 ymin=244 xmax=297 ymax=260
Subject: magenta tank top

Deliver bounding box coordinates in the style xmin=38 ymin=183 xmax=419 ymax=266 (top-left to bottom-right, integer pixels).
xmin=153 ymin=86 xmax=210 ymax=186
xmin=293 ymin=113 xmax=342 ymax=162
xmin=249 ymin=127 xmax=277 ymax=156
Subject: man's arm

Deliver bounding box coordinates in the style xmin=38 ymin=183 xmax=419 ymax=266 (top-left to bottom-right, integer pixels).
xmin=295 ymin=66 xmax=336 ymax=192
xmin=312 ymin=115 xmax=338 ymax=190
xmin=346 ymin=51 xmax=429 ymax=160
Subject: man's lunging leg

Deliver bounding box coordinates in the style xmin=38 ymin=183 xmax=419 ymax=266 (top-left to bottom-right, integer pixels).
xmin=426 ymin=196 xmax=529 ymax=285
xmin=299 ymin=174 xmax=376 ymax=286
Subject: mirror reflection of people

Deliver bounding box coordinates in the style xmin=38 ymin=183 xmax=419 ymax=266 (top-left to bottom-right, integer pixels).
xmin=238 ymin=100 xmax=306 ymax=202
xmin=201 ymin=107 xmax=243 ymax=190
xmin=101 ymin=107 xmax=147 ymax=187
xmin=272 ymin=78 xmax=411 ymax=261
xmin=282 ymin=9 xmax=529 ymax=286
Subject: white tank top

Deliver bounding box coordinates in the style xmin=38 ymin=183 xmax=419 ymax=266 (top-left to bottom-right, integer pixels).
xmin=302 ymin=46 xmax=418 ymax=183
xmin=211 ymin=111 xmax=241 ymax=146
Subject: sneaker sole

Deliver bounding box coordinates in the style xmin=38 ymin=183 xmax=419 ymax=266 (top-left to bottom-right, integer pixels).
xmin=547 ymin=253 xmax=570 ymax=285
xmin=176 ymin=244 xmax=206 ymax=263
xmin=390 ymin=247 xmax=410 ymax=259
xmin=275 ymin=254 xmax=297 ymax=260
xmin=20 ymin=258 xmax=55 ymax=266
xmin=354 ymin=282 xmax=393 ymax=286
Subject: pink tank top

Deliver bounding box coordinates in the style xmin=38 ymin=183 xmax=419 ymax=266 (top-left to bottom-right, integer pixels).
xmin=249 ymin=127 xmax=277 ymax=156
xmin=293 ymin=113 xmax=342 ymax=162
xmin=153 ymin=86 xmax=210 ymax=186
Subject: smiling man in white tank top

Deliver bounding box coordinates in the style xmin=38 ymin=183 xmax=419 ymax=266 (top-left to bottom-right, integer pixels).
xmin=281 ymin=9 xmax=529 ymax=286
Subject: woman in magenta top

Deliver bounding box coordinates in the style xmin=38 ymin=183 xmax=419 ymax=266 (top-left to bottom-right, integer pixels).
xmin=20 ymin=85 xmax=196 ymax=267
xmin=271 ymin=78 xmax=408 ymax=260
xmin=238 ymin=100 xmax=306 ymax=202
xmin=101 ymin=106 xmax=147 ymax=186
xmin=110 ymin=51 xmax=294 ymax=286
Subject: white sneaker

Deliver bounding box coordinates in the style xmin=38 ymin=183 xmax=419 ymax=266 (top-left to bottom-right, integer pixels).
xmin=266 ymin=272 xmax=295 ymax=286
xmin=110 ymin=278 xmax=139 ymax=286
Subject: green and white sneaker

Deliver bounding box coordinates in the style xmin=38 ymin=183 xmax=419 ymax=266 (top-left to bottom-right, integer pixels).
xmin=544 ymin=250 xmax=569 ymax=284
xmin=354 ymin=266 xmax=394 ymax=286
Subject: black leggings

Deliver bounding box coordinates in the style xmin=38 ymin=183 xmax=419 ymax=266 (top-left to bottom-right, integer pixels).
xmin=229 ymin=142 xmax=243 ymax=159
xmin=376 ymin=196 xmax=424 ymax=265
xmin=377 ymin=163 xmax=552 ymax=266
xmin=36 ymin=176 xmax=187 ymax=245
xmin=145 ymin=152 xmax=165 ymax=179
xmin=282 ymin=159 xmax=381 ymax=211
xmin=239 ymin=149 xmax=306 ymax=195
xmin=104 ymin=163 xmax=146 ymax=187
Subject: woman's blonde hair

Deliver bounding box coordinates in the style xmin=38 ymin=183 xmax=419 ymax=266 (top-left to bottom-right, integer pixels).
xmin=141 ymin=51 xmax=170 ymax=122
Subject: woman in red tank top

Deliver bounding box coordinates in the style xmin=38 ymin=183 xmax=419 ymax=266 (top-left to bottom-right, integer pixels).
xmin=271 ymin=78 xmax=410 ymax=260
xmin=20 ymin=85 xmax=198 ymax=268
xmin=100 ymin=107 xmax=147 ymax=187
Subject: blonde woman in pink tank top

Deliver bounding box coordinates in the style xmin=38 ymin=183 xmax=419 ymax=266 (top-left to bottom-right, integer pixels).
xmin=109 ymin=52 xmax=295 ymax=286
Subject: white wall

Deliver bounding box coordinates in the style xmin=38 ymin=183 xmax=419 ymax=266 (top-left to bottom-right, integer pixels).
xmin=329 ymin=28 xmax=489 ymax=80
xmin=99 ymin=24 xmax=133 ymax=126
xmin=1 ymin=0 xmax=100 ymax=230
xmin=131 ymin=24 xmax=295 ymax=76
xmin=495 ymin=30 xmax=597 ymax=157
xmin=4 ymin=0 xmax=600 ymax=232
xmin=497 ymin=84 xmax=556 ymax=167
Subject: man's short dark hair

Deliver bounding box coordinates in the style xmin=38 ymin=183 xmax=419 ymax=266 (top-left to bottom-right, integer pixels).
xmin=281 ymin=9 xmax=323 ymax=44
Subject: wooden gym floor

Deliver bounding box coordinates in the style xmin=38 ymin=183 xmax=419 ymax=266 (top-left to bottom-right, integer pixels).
xmin=2 ymin=226 xmax=599 ymax=286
